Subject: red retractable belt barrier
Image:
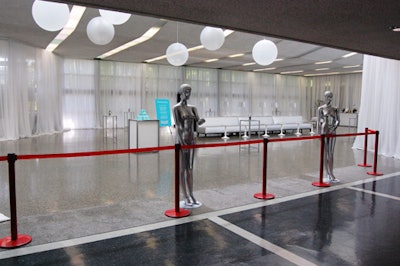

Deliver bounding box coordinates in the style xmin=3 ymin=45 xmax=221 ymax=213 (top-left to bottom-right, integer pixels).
xmin=0 ymin=154 xmax=32 ymax=248
xmin=367 ymin=130 xmax=383 ymax=176
xmin=165 ymin=144 xmax=191 ymax=218
xmin=0 ymin=129 xmax=382 ymax=243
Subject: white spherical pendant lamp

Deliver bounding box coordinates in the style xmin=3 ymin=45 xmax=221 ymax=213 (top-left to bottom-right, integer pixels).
xmin=86 ymin=17 xmax=115 ymax=45
xmin=252 ymin=40 xmax=278 ymax=66
xmin=200 ymin=26 xmax=225 ymax=51
xmin=99 ymin=9 xmax=131 ymax=25
xmin=166 ymin=43 xmax=189 ymax=66
xmin=32 ymin=0 xmax=70 ymax=31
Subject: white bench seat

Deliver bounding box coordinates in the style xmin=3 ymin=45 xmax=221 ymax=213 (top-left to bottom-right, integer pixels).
xmin=197 ymin=116 xmax=312 ymax=136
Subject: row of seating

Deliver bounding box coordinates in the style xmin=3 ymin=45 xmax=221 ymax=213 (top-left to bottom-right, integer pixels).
xmin=197 ymin=116 xmax=313 ymax=137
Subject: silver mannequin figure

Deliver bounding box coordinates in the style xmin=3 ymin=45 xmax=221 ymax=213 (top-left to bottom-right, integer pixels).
xmin=317 ymin=91 xmax=340 ymax=183
xmin=173 ymin=84 xmax=205 ymax=207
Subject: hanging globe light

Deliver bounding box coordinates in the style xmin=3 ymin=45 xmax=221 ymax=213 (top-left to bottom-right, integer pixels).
xmin=99 ymin=9 xmax=131 ymax=25
xmin=32 ymin=0 xmax=70 ymax=31
xmin=252 ymin=40 xmax=278 ymax=66
xmin=166 ymin=42 xmax=188 ymax=66
xmin=200 ymin=26 xmax=225 ymax=51
xmin=86 ymin=16 xmax=115 ymax=45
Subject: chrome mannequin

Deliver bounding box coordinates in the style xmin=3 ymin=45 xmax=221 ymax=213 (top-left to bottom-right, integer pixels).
xmin=173 ymin=84 xmax=205 ymax=207
xmin=317 ymin=91 xmax=340 ymax=183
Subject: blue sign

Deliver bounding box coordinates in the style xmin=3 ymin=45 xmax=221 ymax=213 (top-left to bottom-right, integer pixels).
xmin=155 ymin=98 xmax=172 ymax=127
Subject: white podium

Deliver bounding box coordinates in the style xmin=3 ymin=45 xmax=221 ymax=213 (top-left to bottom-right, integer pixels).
xmin=128 ymin=120 xmax=159 ymax=149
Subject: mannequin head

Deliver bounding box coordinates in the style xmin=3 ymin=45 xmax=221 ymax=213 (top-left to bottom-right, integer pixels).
xmin=178 ymin=84 xmax=192 ymax=102
xmin=324 ymin=90 xmax=333 ymax=104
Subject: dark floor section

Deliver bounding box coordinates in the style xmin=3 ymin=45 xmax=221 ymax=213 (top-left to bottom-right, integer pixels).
xmin=354 ymin=176 xmax=400 ymax=197
xmin=1 ymin=178 xmax=399 ymax=265
xmin=221 ymin=179 xmax=400 ymax=266
xmin=0 ymin=219 xmax=294 ymax=266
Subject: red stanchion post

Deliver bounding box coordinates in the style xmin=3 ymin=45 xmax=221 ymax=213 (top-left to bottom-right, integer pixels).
xmin=165 ymin=144 xmax=190 ymax=218
xmin=254 ymin=138 xmax=275 ymax=200
xmin=0 ymin=153 xmax=32 ymax=249
xmin=358 ymin=127 xmax=372 ymax=167
xmin=312 ymin=134 xmax=330 ymax=187
xmin=367 ymin=130 xmax=383 ymax=176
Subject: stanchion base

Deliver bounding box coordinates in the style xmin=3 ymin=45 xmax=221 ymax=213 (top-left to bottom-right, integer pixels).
xmin=367 ymin=171 xmax=383 ymax=176
xmin=0 ymin=234 xmax=32 ymax=249
xmin=312 ymin=181 xmax=330 ymax=187
xmin=358 ymin=163 xmax=372 ymax=167
xmin=254 ymin=193 xmax=275 ymax=200
xmin=164 ymin=208 xmax=190 ymax=218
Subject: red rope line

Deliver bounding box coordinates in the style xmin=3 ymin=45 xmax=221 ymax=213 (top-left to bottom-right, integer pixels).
xmin=268 ymin=135 xmax=320 ymax=143
xmin=17 ymin=145 xmax=175 ymax=160
xmin=328 ymin=132 xmax=367 ymax=138
xmin=0 ymin=130 xmax=376 ymax=161
xmin=183 ymin=139 xmax=262 ymax=149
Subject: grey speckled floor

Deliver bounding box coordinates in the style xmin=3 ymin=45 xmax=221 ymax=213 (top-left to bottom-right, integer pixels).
xmin=0 ymin=126 xmax=399 ymax=262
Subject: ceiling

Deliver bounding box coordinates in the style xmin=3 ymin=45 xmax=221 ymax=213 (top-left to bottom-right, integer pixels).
xmin=2 ymin=0 xmax=399 ymax=76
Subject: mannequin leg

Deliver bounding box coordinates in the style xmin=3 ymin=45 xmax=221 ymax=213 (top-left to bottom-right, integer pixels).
xmin=187 ymin=148 xmax=198 ymax=204
xmin=180 ymin=150 xmax=192 ymax=205
xmin=326 ymin=137 xmax=339 ymax=182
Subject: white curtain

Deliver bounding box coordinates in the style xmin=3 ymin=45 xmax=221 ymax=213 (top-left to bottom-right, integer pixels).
xmin=0 ymin=40 xmax=364 ymax=141
xmin=249 ymin=72 xmax=275 ymax=116
xmin=99 ymin=61 xmax=142 ymax=126
xmin=0 ymin=40 xmax=62 ymax=140
xmin=219 ymin=70 xmax=250 ymax=116
xmin=353 ymin=55 xmax=400 ymax=159
xmin=35 ymin=49 xmax=63 ymax=134
xmin=309 ymin=73 xmax=362 ymax=118
xmin=63 ymin=59 xmax=97 ymax=129
xmin=143 ymin=64 xmax=182 ymax=119
xmin=275 ymin=75 xmax=309 ymax=118
xmin=184 ymin=67 xmax=218 ymax=117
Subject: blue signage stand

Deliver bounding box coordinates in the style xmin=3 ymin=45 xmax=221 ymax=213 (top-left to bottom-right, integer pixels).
xmin=155 ymin=98 xmax=172 ymax=127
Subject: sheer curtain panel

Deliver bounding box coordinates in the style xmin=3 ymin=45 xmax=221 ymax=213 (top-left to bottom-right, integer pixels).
xmin=353 ymin=55 xmax=400 ymax=159
xmin=0 ymin=40 xmax=62 ymax=140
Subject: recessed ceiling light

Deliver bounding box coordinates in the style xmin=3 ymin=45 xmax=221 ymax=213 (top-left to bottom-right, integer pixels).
xmin=205 ymin=58 xmax=219 ymax=63
xmin=98 ymin=20 xmax=167 ymax=59
xmin=280 ymin=70 xmax=303 ymax=74
xmin=305 ymin=72 xmax=340 ymax=77
xmin=390 ymin=26 xmax=400 ymax=32
xmin=253 ymin=67 xmax=276 ymax=72
xmin=342 ymin=52 xmax=357 ymax=58
xmin=46 ymin=6 xmax=86 ymax=52
xmin=316 ymin=68 xmax=329 ymax=71
xmin=228 ymin=53 xmax=245 ymax=58
xmin=343 ymin=65 xmax=360 ymax=68
xmin=144 ymin=29 xmax=234 ymax=63
xmin=243 ymin=62 xmax=256 ymax=66
xmin=315 ymin=61 xmax=332 ymax=65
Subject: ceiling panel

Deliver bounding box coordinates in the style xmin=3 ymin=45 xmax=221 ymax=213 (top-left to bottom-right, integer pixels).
xmin=301 ymin=47 xmax=354 ymax=62
xmin=0 ymin=0 xmax=371 ymax=77
xmin=276 ymin=40 xmax=321 ymax=59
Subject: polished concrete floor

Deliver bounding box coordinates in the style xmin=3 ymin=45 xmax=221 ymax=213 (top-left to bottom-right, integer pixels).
xmin=0 ymin=127 xmax=399 ymax=265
